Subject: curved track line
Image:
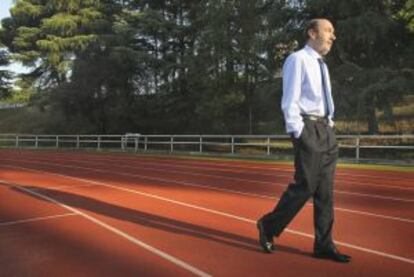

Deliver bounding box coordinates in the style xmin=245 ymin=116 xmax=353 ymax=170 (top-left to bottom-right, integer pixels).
xmin=11 ymin=153 xmax=414 ymax=190
xmin=2 ymin=157 xmax=414 ymax=203
xmin=1 ymin=168 xmax=414 ymax=265
xmin=33 ymin=155 xmax=414 ymax=191
xmin=0 ymin=213 xmax=77 ymax=227
xmin=2 ymin=163 xmax=413 ymax=224
xmin=0 ymin=181 xmax=212 ymax=277
xmin=50 ymin=152 xmax=414 ymax=181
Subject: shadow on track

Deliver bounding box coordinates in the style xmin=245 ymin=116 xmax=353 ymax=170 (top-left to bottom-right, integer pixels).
xmin=9 ymin=184 xmax=311 ymax=258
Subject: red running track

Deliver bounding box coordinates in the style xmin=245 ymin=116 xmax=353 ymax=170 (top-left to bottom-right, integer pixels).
xmin=0 ymin=149 xmax=413 ymax=276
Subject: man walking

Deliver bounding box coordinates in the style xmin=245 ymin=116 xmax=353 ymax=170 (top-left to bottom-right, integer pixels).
xmin=257 ymin=18 xmax=351 ymax=263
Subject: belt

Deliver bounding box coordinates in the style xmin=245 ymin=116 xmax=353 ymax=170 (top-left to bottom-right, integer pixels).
xmin=302 ymin=114 xmax=328 ymax=123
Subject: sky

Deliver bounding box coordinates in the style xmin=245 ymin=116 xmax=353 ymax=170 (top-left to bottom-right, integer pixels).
xmin=1 ymin=0 xmax=13 ymax=25
xmin=1 ymin=0 xmax=30 ymax=74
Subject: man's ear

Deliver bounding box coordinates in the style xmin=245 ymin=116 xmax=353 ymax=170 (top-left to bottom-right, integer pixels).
xmin=308 ymin=28 xmax=317 ymax=40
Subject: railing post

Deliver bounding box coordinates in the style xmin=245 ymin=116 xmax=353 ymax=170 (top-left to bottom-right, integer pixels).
xmin=3 ymin=134 xmax=414 ymax=159
xmin=97 ymin=135 xmax=101 ymax=151
xmin=356 ymin=136 xmax=360 ymax=161
xmin=267 ymin=137 xmax=271 ymax=155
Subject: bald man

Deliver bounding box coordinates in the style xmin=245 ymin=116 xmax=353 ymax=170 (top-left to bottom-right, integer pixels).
xmin=257 ymin=18 xmax=351 ymax=263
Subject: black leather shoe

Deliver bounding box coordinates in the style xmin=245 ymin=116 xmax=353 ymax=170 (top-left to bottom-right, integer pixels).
xmin=314 ymin=247 xmax=351 ymax=263
xmin=257 ymin=219 xmax=275 ymax=253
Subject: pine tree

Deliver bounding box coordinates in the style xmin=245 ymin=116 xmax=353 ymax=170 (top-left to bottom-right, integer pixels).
xmin=0 ymin=48 xmax=12 ymax=98
xmin=1 ymin=0 xmax=104 ymax=86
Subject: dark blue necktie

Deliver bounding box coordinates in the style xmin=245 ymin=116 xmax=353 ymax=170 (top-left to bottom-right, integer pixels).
xmin=318 ymin=58 xmax=330 ymax=117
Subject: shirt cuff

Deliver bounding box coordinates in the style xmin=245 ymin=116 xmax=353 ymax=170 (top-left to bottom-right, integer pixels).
xmin=328 ymin=118 xmax=335 ymax=128
xmin=294 ymin=125 xmax=304 ymax=138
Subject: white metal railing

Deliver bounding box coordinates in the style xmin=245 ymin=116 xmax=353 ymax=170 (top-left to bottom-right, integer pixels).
xmin=0 ymin=133 xmax=413 ymax=162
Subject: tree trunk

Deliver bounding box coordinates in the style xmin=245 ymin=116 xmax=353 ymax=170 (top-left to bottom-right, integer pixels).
xmin=367 ymin=104 xmax=379 ymax=134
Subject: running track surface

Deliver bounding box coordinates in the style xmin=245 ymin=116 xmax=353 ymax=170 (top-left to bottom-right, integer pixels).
xmin=0 ymin=149 xmax=413 ymax=277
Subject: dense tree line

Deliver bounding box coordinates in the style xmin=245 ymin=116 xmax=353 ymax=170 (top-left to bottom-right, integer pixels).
xmin=0 ymin=47 xmax=12 ymax=98
xmin=0 ymin=0 xmax=413 ymax=134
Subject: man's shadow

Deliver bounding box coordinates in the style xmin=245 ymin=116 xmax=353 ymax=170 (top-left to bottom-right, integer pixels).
xmin=9 ymin=184 xmax=311 ymax=258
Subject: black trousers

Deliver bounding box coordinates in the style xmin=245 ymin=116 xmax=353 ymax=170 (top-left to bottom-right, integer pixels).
xmin=261 ymin=118 xmax=338 ymax=251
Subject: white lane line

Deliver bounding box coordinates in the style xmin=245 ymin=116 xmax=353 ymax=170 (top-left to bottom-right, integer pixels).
xmin=43 ymin=152 xmax=414 ymax=182
xmin=38 ymin=182 xmax=414 ymax=224
xmin=2 ymin=157 xmax=414 ymax=202
xmin=332 ymin=207 xmax=414 ymax=224
xmin=334 ymin=190 xmax=414 ymax=203
xmin=38 ymin=156 xmax=414 ymax=192
xmin=0 ymin=180 xmax=212 ymax=277
xmin=11 ymin=154 xmax=414 ymax=191
xmin=73 ymin=162 xmax=414 ymax=201
xmin=2 ymin=172 xmax=414 ymax=265
xmin=2 ymin=163 xmax=414 ymax=224
xmin=56 ymin=180 xmax=414 ymax=224
xmin=0 ymin=213 xmax=77 ymax=227
xmin=37 ymin=183 xmax=98 ymax=191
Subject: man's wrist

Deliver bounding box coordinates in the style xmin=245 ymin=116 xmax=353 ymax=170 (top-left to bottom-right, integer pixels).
xmin=328 ymin=119 xmax=335 ymax=128
xmin=294 ymin=126 xmax=303 ymax=138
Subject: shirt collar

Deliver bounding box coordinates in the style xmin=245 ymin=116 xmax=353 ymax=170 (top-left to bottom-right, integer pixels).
xmin=304 ymin=44 xmax=323 ymax=60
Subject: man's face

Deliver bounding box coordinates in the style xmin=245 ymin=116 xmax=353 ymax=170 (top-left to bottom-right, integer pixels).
xmin=309 ymin=20 xmax=336 ymax=56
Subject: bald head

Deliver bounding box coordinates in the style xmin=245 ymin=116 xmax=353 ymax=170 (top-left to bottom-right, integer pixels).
xmin=305 ymin=18 xmax=336 ymax=56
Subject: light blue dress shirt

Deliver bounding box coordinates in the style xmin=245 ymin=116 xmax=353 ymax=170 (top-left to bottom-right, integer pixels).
xmin=281 ymin=45 xmax=335 ymax=138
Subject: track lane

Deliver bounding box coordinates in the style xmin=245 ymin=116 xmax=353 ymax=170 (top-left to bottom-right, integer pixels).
xmin=8 ymin=154 xmax=414 ymax=195
xmin=0 ymin=180 xmax=212 ymax=277
xmin=1 ymin=149 xmax=413 ymax=276
xmin=1 ymin=159 xmax=413 ymax=266
xmin=2 ymin=149 xmax=413 ymax=187
xmin=2 ymin=156 xmax=413 ymax=222
xmin=3 ymin=175 xmax=414 ymax=276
